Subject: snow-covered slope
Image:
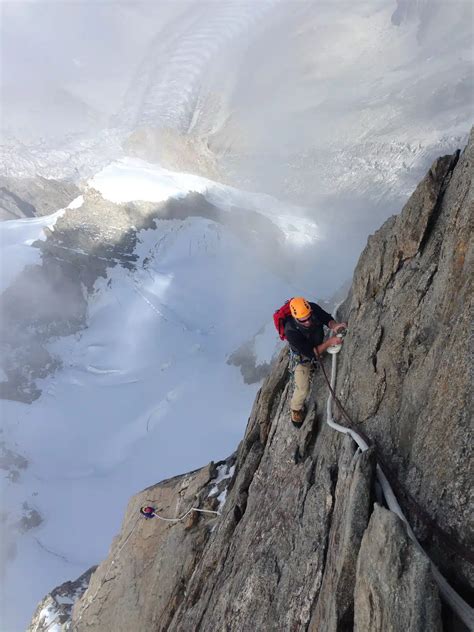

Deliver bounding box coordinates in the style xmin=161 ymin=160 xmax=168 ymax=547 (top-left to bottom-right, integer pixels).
xmin=0 ymin=195 xmax=84 ymax=292
xmin=0 ymin=162 xmax=311 ymax=631
xmin=90 ymin=157 xmax=319 ymax=248
xmin=1 ymin=1 xmax=472 ymax=629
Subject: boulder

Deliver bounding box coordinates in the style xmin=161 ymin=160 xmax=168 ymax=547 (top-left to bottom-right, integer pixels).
xmin=354 ymin=504 xmax=442 ymax=632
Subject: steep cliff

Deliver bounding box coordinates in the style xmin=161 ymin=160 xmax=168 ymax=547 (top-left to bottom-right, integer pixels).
xmin=30 ymin=132 xmax=473 ymax=631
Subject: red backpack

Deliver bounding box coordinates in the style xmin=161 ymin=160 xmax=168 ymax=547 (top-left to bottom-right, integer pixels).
xmin=273 ymin=299 xmax=293 ymax=340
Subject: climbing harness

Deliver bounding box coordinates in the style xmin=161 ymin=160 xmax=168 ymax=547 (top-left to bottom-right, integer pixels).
xmin=288 ymin=349 xmax=314 ymax=373
xmin=318 ymin=333 xmax=474 ymax=630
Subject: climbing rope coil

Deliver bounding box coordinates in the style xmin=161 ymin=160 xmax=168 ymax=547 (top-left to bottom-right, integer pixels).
xmin=324 ymin=346 xmax=474 ymax=630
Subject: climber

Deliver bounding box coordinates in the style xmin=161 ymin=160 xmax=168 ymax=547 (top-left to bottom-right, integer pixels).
xmin=276 ymin=297 xmax=347 ymax=427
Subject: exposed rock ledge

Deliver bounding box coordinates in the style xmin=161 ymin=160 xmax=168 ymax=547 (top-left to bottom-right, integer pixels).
xmin=29 ymin=129 xmax=473 ymax=631
xmin=0 ymin=176 xmax=80 ymax=221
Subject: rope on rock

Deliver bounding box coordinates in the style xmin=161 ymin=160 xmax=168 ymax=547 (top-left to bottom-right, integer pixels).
xmin=316 ymin=345 xmax=474 ymax=566
xmin=323 ymin=349 xmax=474 ymax=631
xmin=73 ymin=502 xmax=220 ymax=628
xmin=141 ymin=505 xmax=221 ymax=522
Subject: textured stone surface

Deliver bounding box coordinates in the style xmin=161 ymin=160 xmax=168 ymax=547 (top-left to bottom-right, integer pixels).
xmin=167 ymin=350 xmax=339 ymax=632
xmin=70 ymin=459 xmax=234 ymax=632
xmin=31 ymin=135 xmax=473 ymax=631
xmin=354 ymin=504 xmax=442 ymax=632
xmin=308 ymin=441 xmax=375 ymax=632
xmin=336 ymin=129 xmax=473 ymax=591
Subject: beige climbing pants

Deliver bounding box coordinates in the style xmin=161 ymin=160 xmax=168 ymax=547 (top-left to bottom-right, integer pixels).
xmin=291 ymin=361 xmax=312 ymax=411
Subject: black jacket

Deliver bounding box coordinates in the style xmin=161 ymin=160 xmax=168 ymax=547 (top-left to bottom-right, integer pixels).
xmin=284 ymin=302 xmax=333 ymax=360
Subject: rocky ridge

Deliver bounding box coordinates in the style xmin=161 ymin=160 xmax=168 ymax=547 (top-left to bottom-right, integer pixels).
xmin=27 ymin=567 xmax=96 ymax=632
xmin=0 ymin=176 xmax=80 ymax=221
xmin=29 ymin=131 xmax=473 ymax=631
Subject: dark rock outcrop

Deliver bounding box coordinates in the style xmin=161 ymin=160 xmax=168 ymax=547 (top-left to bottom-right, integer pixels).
xmin=31 ymin=133 xmax=473 ymax=631
xmin=28 ymin=566 xmax=96 ymax=632
xmin=227 ymin=332 xmax=273 ymax=384
xmin=0 ymin=176 xmax=80 ymax=221
xmin=0 ymin=187 xmax=155 ymax=402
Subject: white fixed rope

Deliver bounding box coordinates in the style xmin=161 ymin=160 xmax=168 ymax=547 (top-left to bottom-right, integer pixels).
xmin=325 ymin=349 xmax=474 ymax=630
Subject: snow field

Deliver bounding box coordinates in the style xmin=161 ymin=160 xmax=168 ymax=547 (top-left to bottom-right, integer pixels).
xmin=0 ymin=196 xmax=83 ymax=294
xmin=0 ymin=168 xmax=304 ymax=631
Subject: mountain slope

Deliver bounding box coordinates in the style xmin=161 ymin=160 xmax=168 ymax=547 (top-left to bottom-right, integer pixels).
xmin=1 ymin=166 xmax=313 ymax=632
xmin=53 ymin=131 xmax=474 ymax=632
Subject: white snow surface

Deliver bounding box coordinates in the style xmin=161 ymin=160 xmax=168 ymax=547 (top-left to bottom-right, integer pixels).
xmin=37 ymin=605 xmax=61 ymax=632
xmin=2 ymin=0 xmax=471 ymax=201
xmin=90 ymin=159 xmax=209 ymax=204
xmin=1 ymin=0 xmax=279 ymax=179
xmin=208 ymin=463 xmax=235 ymax=512
xmin=0 ymin=167 xmax=299 ymax=632
xmin=90 ymin=157 xmax=320 ymax=248
xmin=208 ymin=463 xmax=235 ymax=498
xmin=0 ymin=2 xmax=472 ymax=629
xmin=0 ymin=196 xmax=83 ymax=294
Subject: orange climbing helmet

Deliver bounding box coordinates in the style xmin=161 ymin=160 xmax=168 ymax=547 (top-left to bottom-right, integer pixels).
xmin=289 ymin=297 xmax=312 ymax=320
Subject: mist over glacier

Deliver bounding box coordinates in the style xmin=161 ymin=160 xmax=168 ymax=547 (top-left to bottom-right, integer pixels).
xmin=2 ymin=0 xmax=471 ymax=279
xmin=0 ymin=1 xmax=472 ymax=630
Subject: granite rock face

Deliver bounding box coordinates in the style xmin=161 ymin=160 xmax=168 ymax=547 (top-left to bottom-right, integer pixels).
xmin=354 ymin=505 xmax=442 ymax=632
xmin=308 ymin=443 xmax=375 ymax=632
xmin=336 ymin=128 xmax=473 ymax=592
xmin=70 ymin=458 xmax=234 ymax=632
xmin=33 ymin=134 xmax=473 ymax=631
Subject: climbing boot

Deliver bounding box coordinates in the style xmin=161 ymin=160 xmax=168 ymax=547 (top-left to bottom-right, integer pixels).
xmin=291 ymin=407 xmax=305 ymax=428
